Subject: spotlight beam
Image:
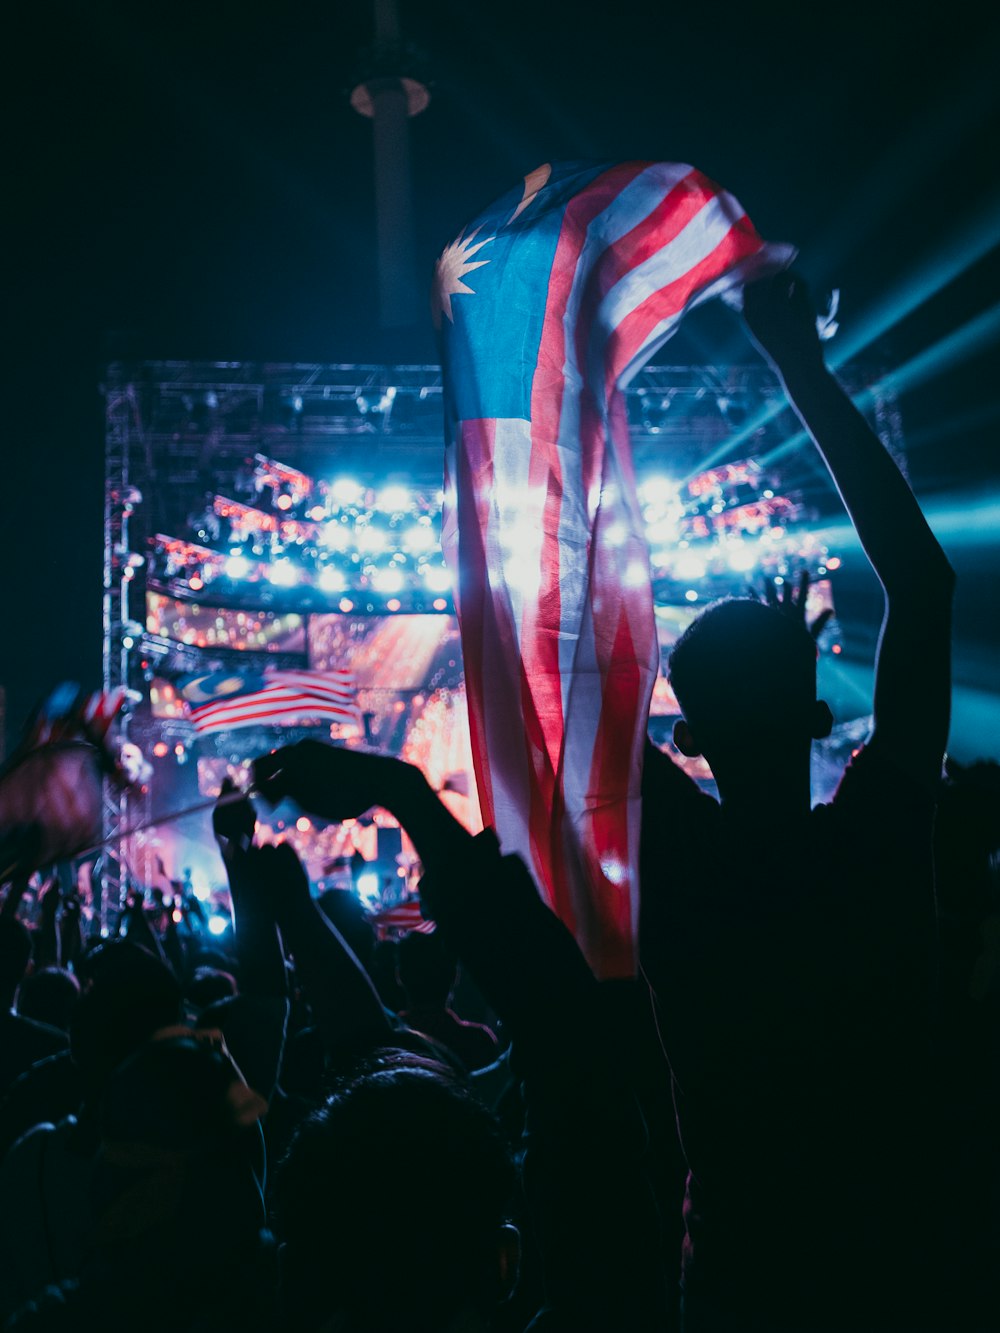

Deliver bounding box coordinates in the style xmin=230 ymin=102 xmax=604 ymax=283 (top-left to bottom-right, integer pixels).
xmin=759 ymin=299 xmax=1000 ymax=468
xmin=682 ymin=190 xmax=1000 ymax=481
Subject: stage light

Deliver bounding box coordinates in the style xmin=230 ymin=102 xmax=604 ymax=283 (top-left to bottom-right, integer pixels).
xmin=339 ymin=597 xmax=355 ymax=612
xmin=605 ymin=522 xmax=627 ymax=547
xmin=296 ymin=816 xmax=312 ymax=833
xmin=726 ymin=542 xmax=756 ymax=572
xmin=356 ymin=872 xmax=380 ymax=905
xmin=685 ymin=589 xmax=699 ymax=602
xmin=188 ymin=575 xmax=204 ymax=592
xmin=640 ymin=477 xmax=676 ymax=505
xmin=826 ymin=556 xmax=842 ymax=570
xmin=270 ymin=558 xmax=298 ymax=587
xmin=377 ymin=485 xmax=410 ymax=512
xmin=403 ymin=523 xmax=436 ymax=553
xmin=332 ymin=479 xmax=362 ymax=506
xmin=321 ymin=521 xmax=350 ymax=550
xmin=357 ymin=525 xmax=386 ymax=554
xmin=504 ymin=555 xmax=541 ymax=595
xmin=623 ymin=561 xmax=648 ymax=587
xmin=171 ymin=909 xmax=183 ymax=924
xmin=276 ymin=493 xmax=293 ymax=511
xmin=424 ymin=565 xmax=451 ymax=592
xmin=122 ymin=636 xmax=135 ymax=650
xmin=225 ymin=553 xmax=250 ymax=579
xmin=432 ymin=597 xmax=448 ymax=611
xmin=193 ymin=882 xmax=210 ymax=902
xmin=373 ymin=568 xmax=404 ymax=594
xmin=153 ymin=741 xmax=169 ymax=758
xmin=386 ymin=598 xmax=402 ymax=612
xmin=318 ymin=565 xmax=346 ymax=593
xmin=675 ymin=551 xmax=707 ymax=580
xmin=208 ymin=914 xmax=230 ymax=936
xmin=646 ymin=517 xmax=678 ymax=544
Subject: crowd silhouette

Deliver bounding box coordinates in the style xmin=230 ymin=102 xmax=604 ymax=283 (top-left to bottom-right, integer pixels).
xmin=0 ymin=274 xmax=997 ymax=1331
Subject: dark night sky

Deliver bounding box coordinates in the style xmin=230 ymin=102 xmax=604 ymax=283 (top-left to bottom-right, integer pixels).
xmin=4 ymin=2 xmax=999 ymax=751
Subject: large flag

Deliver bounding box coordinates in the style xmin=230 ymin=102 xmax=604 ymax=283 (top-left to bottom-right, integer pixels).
xmin=435 ymin=160 xmax=793 ymax=977
xmin=182 ymin=667 xmax=361 ymax=736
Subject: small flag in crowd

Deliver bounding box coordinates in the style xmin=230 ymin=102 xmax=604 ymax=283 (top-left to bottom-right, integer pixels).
xmin=436 ymin=160 xmax=793 ymax=977
xmin=368 ymin=899 xmax=436 ymax=937
xmin=0 ymin=684 xmax=127 ymax=875
xmin=181 ymin=667 xmax=361 ymax=736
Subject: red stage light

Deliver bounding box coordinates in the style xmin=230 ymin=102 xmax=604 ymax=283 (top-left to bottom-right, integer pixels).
xmin=153 ymin=741 xmax=169 ymax=758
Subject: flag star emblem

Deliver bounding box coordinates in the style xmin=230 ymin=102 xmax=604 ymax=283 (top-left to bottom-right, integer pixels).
xmin=431 ymin=227 xmax=494 ymax=329
xmin=508 ymin=162 xmax=552 ymax=224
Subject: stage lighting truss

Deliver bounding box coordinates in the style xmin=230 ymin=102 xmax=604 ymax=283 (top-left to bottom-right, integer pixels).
xmin=144 ymin=452 xmax=836 ymax=614
xmin=107 ymin=357 xmax=902 ymax=630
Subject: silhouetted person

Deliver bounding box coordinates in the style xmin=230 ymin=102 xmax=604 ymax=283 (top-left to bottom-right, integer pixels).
xmin=16 ymin=967 xmax=80 ymax=1034
xmin=276 ymin=1060 xmax=518 ymax=1333
xmin=0 ymin=920 xmax=67 ymax=1097
xmin=398 ymin=929 xmax=499 ymax=1072
xmin=640 ymin=273 xmax=955 ymax=1333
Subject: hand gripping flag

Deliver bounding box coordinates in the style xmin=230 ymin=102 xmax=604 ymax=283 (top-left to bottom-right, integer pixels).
xmin=435 ymin=160 xmax=793 ymax=977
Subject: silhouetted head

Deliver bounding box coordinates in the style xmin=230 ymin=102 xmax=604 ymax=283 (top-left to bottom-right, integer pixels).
xmin=668 ymin=598 xmax=832 ymax=767
xmin=186 ymin=965 xmax=237 ymax=1012
xmin=276 ymin=1061 xmax=518 ymax=1333
xmin=0 ymin=918 xmax=32 ymax=1008
xmin=397 ymin=930 xmax=457 ymax=1009
xmin=17 ymin=965 xmax=80 ymax=1032
xmin=94 ymin=1033 xmax=266 ymax=1254
xmin=70 ymin=941 xmax=183 ymax=1099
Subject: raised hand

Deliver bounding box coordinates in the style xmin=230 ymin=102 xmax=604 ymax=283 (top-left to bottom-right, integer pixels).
xmin=243 ymin=841 xmax=312 ymax=924
xmin=252 ymin=740 xmax=401 ymax=823
xmin=212 ymin=777 xmax=256 ymax=856
xmin=743 ymin=270 xmax=824 ymax=372
xmin=760 ymin=569 xmax=834 ymax=643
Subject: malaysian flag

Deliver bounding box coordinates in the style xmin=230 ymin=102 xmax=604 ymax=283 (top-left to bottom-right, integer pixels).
xmin=183 ymin=667 xmax=361 ymax=737
xmin=435 ymin=161 xmax=793 ymax=977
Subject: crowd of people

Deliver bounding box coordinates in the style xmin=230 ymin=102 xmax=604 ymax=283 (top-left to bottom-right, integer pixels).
xmin=0 ymin=273 xmax=998 ymax=1331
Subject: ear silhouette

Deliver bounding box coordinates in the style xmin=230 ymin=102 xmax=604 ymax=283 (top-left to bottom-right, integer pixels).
xmin=812 ymin=700 xmax=834 ymax=740
xmin=673 ymin=718 xmax=702 ymax=758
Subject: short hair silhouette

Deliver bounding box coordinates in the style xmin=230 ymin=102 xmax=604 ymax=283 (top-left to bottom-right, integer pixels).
xmin=17 ymin=966 xmax=80 ymax=1031
xmin=276 ymin=1061 xmax=515 ymax=1332
xmin=668 ymin=597 xmax=817 ymax=748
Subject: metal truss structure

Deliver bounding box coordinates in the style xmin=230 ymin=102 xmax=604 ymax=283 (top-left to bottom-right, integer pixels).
xmin=100 ymin=358 xmax=904 ymax=905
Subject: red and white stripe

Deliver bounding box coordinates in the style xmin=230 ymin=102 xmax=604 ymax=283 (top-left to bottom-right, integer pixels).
xmin=189 ymin=668 xmax=361 ymax=736
xmin=443 ymin=162 xmax=791 ymax=977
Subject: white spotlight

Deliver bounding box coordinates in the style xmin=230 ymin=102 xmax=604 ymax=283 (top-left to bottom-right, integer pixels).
xmin=377 ymin=485 xmax=410 ymax=513
xmin=423 ymin=565 xmax=452 ymax=592
xmin=225 ymin=553 xmax=250 ymax=580
xmin=332 ymin=479 xmax=362 ymax=507
xmin=318 ymin=566 xmax=346 ymax=593
xmin=270 ymin=558 xmax=298 ymax=587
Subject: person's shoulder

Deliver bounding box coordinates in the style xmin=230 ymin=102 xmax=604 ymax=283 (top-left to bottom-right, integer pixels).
xmin=827 ymin=739 xmax=938 ymax=817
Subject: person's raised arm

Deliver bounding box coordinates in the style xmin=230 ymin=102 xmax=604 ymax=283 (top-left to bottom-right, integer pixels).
xmin=213 ymin=780 xmax=286 ymax=1001
xmin=245 ymin=840 xmax=390 ymax=1053
xmin=743 ymin=272 xmax=955 ymax=789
